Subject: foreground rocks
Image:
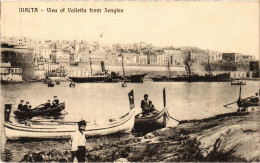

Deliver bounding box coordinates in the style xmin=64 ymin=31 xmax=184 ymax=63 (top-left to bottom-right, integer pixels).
xmin=21 ymin=111 xmax=260 ymax=162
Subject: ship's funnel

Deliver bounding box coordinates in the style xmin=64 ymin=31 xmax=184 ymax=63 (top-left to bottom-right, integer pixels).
xmin=101 ymin=61 xmax=105 ymax=72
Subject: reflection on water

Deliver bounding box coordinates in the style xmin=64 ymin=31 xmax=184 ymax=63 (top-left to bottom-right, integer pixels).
xmin=1 ymin=81 xmax=259 ymax=162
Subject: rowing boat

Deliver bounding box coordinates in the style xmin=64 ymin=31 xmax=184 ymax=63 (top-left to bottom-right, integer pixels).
xmin=237 ymin=86 xmax=260 ymax=107
xmin=4 ymin=91 xmax=136 ymax=139
xmin=134 ymin=107 xmax=172 ymax=132
xmin=13 ymin=102 xmax=65 ymax=118
xmin=133 ymin=88 xmax=179 ymax=133
xmin=237 ymin=97 xmax=260 ymax=107
xmin=231 ymin=80 xmax=246 ymax=86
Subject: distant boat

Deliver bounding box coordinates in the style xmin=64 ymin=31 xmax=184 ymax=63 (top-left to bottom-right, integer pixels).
xmin=69 ymin=74 xmax=109 ymax=83
xmin=13 ymin=102 xmax=65 ymax=118
xmin=47 ymin=80 xmax=55 ymax=87
xmin=126 ymin=73 xmax=147 ymax=83
xmin=231 ymin=80 xmax=246 ymax=86
xmin=122 ymin=82 xmax=127 ymax=87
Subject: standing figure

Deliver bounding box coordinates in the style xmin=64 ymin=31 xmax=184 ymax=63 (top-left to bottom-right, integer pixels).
xmin=70 ymin=120 xmax=87 ymax=162
xmin=141 ymin=94 xmax=155 ymax=116
xmin=52 ymin=96 xmax=59 ymax=106
xmin=18 ymin=100 xmax=24 ymax=111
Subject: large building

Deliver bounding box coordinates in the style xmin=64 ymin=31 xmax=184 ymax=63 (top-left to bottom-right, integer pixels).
xmin=0 ymin=62 xmax=23 ymax=83
xmin=1 ymin=46 xmax=34 ymax=80
xmin=222 ymin=53 xmax=243 ymax=62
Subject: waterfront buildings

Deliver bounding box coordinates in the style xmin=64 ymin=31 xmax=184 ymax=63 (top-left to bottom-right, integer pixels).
xmin=1 ymin=37 xmax=258 ymax=82
xmin=0 ymin=62 xmax=23 ymax=83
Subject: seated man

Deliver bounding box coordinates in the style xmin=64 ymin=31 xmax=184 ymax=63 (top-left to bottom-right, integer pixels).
xmin=18 ymin=100 xmax=24 ymax=111
xmin=141 ymin=94 xmax=155 ymax=116
xmin=44 ymin=100 xmax=51 ymax=109
xmin=22 ymin=102 xmax=30 ymax=112
xmin=52 ymin=96 xmax=59 ymax=106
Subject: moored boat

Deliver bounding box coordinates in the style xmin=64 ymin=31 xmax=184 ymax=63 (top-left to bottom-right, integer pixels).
xmin=47 ymin=80 xmax=55 ymax=87
xmin=4 ymin=91 xmax=136 ymax=139
xmin=133 ymin=88 xmax=179 ymax=133
xmin=69 ymin=75 xmax=108 ymax=83
xmin=127 ymin=73 xmax=147 ymax=83
xmin=231 ymin=80 xmax=246 ymax=86
xmin=237 ymin=86 xmax=260 ymax=108
xmin=13 ymin=102 xmax=65 ymax=118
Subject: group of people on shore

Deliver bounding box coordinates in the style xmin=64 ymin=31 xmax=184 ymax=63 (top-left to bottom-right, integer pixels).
xmin=17 ymin=96 xmax=59 ymax=111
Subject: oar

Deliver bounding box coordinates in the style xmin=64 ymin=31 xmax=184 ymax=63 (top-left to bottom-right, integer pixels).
xmin=53 ymin=103 xmax=68 ymax=114
xmin=34 ymin=104 xmax=45 ymax=109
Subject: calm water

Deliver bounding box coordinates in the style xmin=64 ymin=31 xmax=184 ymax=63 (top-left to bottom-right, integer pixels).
xmin=1 ymin=81 xmax=259 ymax=162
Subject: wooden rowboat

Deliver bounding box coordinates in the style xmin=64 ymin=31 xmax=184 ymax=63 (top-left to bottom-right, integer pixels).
xmin=231 ymin=80 xmax=246 ymax=86
xmin=4 ymin=91 xmax=136 ymax=139
xmin=133 ymin=88 xmax=179 ymax=133
xmin=237 ymin=86 xmax=260 ymax=108
xmin=13 ymin=102 xmax=65 ymax=118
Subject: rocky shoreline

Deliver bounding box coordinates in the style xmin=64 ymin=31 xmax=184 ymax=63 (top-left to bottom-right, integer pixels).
xmin=20 ymin=111 xmax=260 ymax=162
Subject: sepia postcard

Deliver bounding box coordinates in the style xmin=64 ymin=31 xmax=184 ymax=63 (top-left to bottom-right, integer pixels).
xmin=1 ymin=1 xmax=259 ymax=162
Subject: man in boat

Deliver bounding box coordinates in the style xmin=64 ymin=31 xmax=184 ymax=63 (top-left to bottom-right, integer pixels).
xmin=70 ymin=120 xmax=87 ymax=162
xmin=52 ymin=96 xmax=59 ymax=106
xmin=44 ymin=100 xmax=51 ymax=109
xmin=18 ymin=100 xmax=24 ymax=111
xmin=141 ymin=94 xmax=155 ymax=116
xmin=22 ymin=102 xmax=30 ymax=112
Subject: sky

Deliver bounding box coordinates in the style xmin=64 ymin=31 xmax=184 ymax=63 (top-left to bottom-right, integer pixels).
xmin=1 ymin=1 xmax=259 ymax=59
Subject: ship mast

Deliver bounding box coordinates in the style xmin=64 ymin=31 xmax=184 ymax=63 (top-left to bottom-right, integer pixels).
xmin=168 ymin=61 xmax=170 ymax=79
xmin=89 ymin=50 xmax=93 ymax=76
xmin=207 ymin=52 xmax=211 ymax=76
xmin=121 ymin=49 xmax=125 ymax=77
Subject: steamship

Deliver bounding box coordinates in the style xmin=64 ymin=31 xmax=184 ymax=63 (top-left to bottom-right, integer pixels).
xmin=151 ymin=60 xmax=231 ymax=82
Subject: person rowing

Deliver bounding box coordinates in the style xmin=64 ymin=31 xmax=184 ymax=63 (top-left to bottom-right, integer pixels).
xmin=250 ymin=93 xmax=259 ymax=103
xmin=21 ymin=102 xmax=30 ymax=112
xmin=52 ymin=96 xmax=59 ymax=106
xmin=44 ymin=100 xmax=51 ymax=109
xmin=18 ymin=100 xmax=24 ymax=111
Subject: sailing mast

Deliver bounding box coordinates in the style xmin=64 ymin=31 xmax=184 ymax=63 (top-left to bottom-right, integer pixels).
xmin=168 ymin=61 xmax=170 ymax=79
xmin=207 ymin=50 xmax=211 ymax=76
xmin=89 ymin=50 xmax=93 ymax=76
xmin=121 ymin=49 xmax=125 ymax=77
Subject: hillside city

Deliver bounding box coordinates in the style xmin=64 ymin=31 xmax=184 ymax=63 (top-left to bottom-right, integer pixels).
xmin=1 ymin=37 xmax=259 ymax=83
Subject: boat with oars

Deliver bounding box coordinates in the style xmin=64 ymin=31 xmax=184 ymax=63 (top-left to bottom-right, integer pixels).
xmin=231 ymin=80 xmax=246 ymax=86
xmin=13 ymin=102 xmax=65 ymax=118
xmin=133 ymin=88 xmax=179 ymax=134
xmin=237 ymin=86 xmax=260 ymax=108
xmin=4 ymin=90 xmax=136 ymax=139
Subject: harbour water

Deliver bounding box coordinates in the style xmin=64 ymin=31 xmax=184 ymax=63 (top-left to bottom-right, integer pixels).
xmin=1 ymin=81 xmax=259 ymax=162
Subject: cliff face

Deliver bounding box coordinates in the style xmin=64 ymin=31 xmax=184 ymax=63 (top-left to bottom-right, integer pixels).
xmin=21 ymin=111 xmax=260 ymax=162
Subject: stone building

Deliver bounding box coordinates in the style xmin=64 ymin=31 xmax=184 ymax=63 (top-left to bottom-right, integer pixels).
xmin=1 ymin=46 xmax=34 ymax=80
